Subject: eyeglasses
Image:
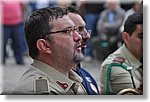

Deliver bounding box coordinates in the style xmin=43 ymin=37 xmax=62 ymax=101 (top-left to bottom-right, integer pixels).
xmin=46 ymin=27 xmax=91 ymax=37
xmin=87 ymin=30 xmax=92 ymax=35
xmin=48 ymin=27 xmax=79 ymax=36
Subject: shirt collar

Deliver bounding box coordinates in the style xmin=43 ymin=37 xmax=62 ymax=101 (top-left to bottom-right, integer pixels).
xmin=32 ymin=60 xmax=82 ymax=92
xmin=121 ymin=44 xmax=141 ymax=69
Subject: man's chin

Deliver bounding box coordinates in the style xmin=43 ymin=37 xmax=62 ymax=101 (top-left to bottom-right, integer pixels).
xmin=74 ymin=52 xmax=85 ymax=63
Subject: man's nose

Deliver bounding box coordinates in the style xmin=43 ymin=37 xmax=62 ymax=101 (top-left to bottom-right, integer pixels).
xmin=82 ymin=30 xmax=91 ymax=40
xmin=73 ymin=31 xmax=82 ymax=42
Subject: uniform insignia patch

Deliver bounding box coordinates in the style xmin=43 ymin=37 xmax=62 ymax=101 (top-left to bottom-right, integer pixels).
xmin=85 ymin=77 xmax=92 ymax=83
xmin=34 ymin=77 xmax=49 ymax=94
xmin=90 ymin=83 xmax=98 ymax=94
xmin=113 ymin=57 xmax=125 ymax=64
xmin=56 ymin=81 xmax=69 ymax=90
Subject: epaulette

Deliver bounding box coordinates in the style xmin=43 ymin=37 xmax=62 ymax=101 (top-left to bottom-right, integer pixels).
xmin=113 ymin=57 xmax=125 ymax=64
xmin=33 ymin=77 xmax=50 ymax=94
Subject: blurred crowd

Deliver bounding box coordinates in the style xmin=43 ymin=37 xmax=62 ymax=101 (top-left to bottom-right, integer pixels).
xmin=1 ymin=0 xmax=143 ymax=65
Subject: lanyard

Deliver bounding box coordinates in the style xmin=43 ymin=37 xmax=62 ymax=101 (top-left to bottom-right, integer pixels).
xmin=106 ymin=63 xmax=128 ymax=95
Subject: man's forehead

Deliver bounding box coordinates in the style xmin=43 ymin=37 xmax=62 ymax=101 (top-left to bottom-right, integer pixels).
xmin=136 ymin=24 xmax=143 ymax=32
xmin=136 ymin=24 xmax=143 ymax=27
xmin=134 ymin=24 xmax=143 ymax=36
xmin=68 ymin=13 xmax=85 ymax=26
xmin=53 ymin=15 xmax=75 ymax=29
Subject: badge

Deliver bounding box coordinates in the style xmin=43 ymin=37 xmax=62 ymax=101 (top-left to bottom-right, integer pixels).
xmin=56 ymin=81 xmax=69 ymax=90
xmin=85 ymin=77 xmax=92 ymax=83
xmin=90 ymin=83 xmax=98 ymax=94
xmin=34 ymin=77 xmax=49 ymax=94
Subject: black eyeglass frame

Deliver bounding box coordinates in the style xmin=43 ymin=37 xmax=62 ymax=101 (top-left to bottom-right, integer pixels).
xmin=47 ymin=27 xmax=79 ymax=36
xmin=45 ymin=27 xmax=92 ymax=37
xmin=49 ymin=29 xmax=69 ymax=34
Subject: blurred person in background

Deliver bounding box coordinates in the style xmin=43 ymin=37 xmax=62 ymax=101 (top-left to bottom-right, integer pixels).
xmin=80 ymin=1 xmax=104 ymax=62
xmin=96 ymin=0 xmax=125 ymax=60
xmin=28 ymin=0 xmax=56 ymax=12
xmin=2 ymin=1 xmax=27 ymax=65
xmin=120 ymin=0 xmax=143 ymax=33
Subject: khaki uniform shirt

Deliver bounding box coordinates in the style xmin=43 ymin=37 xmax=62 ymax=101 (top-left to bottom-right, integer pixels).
xmin=13 ymin=60 xmax=87 ymax=95
xmin=100 ymin=44 xmax=142 ymax=94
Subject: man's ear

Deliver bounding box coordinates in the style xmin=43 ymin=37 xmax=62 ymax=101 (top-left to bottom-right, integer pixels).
xmin=36 ymin=39 xmax=51 ymax=54
xmin=122 ymin=32 xmax=130 ymax=44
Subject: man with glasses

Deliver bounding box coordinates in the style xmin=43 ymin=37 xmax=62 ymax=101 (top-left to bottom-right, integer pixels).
xmin=67 ymin=5 xmax=99 ymax=95
xmin=13 ymin=7 xmax=87 ymax=95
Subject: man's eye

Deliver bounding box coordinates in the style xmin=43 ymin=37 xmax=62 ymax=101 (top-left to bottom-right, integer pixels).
xmin=78 ymin=27 xmax=84 ymax=31
xmin=138 ymin=35 xmax=143 ymax=39
xmin=66 ymin=29 xmax=72 ymax=33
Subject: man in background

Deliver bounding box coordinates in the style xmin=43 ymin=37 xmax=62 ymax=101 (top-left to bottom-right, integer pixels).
xmin=100 ymin=12 xmax=143 ymax=95
xmin=68 ymin=5 xmax=99 ymax=95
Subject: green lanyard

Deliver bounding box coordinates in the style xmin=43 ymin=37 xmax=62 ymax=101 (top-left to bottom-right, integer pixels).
xmin=106 ymin=63 xmax=128 ymax=95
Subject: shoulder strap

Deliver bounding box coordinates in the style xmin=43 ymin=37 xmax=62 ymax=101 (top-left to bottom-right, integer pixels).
xmin=33 ymin=77 xmax=50 ymax=94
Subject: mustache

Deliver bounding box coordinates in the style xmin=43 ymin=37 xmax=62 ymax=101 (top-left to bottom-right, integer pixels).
xmin=74 ymin=41 xmax=82 ymax=48
xmin=81 ymin=38 xmax=89 ymax=45
xmin=74 ymin=38 xmax=89 ymax=48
